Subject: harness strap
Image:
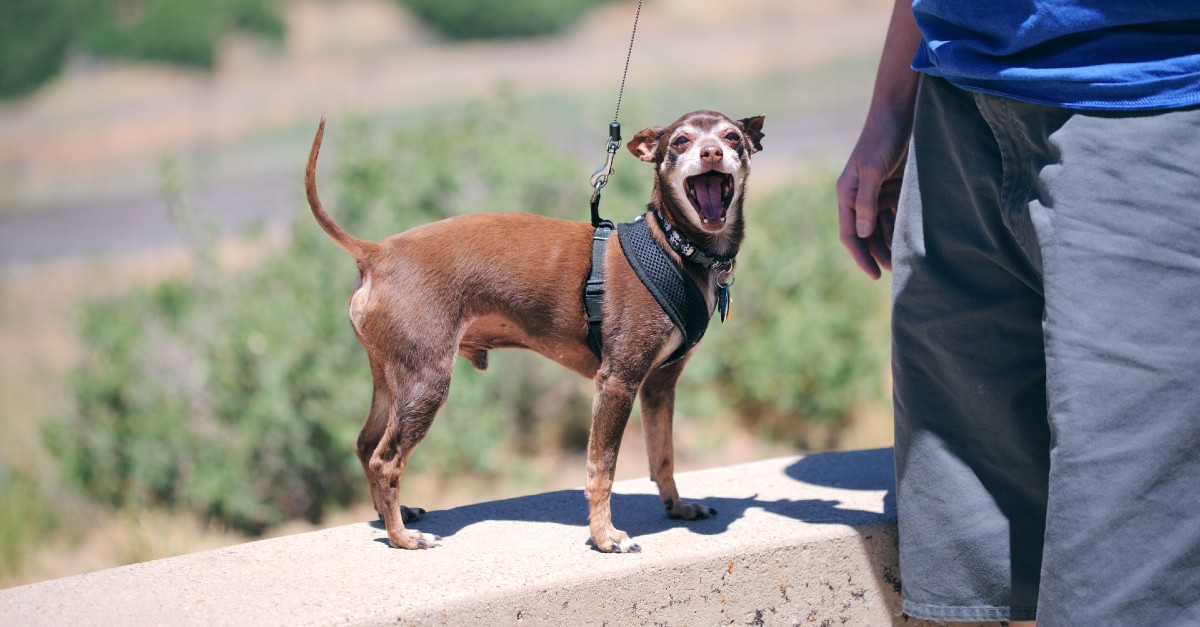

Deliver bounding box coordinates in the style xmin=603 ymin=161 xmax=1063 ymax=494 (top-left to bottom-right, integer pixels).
xmin=584 ymin=225 xmax=613 ymax=358
xmin=617 ymin=216 xmax=712 ymax=364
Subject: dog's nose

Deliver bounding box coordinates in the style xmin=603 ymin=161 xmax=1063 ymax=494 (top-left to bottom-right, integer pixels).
xmin=700 ymin=144 xmax=723 ymax=166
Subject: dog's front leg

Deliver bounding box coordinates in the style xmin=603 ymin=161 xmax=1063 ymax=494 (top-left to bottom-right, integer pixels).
xmin=586 ymin=365 xmax=642 ymax=553
xmin=640 ymin=360 xmax=717 ymax=522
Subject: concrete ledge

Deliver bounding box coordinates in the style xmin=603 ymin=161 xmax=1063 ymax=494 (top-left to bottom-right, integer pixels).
xmin=0 ymin=449 xmax=998 ymax=626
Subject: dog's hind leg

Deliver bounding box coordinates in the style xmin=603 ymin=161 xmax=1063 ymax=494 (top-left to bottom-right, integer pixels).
xmin=355 ymin=357 xmax=425 ymax=524
xmin=640 ymin=359 xmax=716 ymax=522
xmin=369 ymin=360 xmax=451 ymax=550
xmin=356 ymin=361 xmax=388 ymax=520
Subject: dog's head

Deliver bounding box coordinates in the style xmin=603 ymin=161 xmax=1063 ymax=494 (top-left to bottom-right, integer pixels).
xmin=628 ymin=111 xmax=764 ymax=246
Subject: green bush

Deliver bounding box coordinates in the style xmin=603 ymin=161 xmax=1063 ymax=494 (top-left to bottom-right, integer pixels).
xmin=0 ymin=0 xmax=284 ymax=99
xmin=83 ymin=0 xmax=285 ymax=70
xmin=45 ymin=270 xmax=361 ymax=533
xmin=47 ymin=97 xmax=887 ymax=532
xmin=0 ymin=0 xmax=84 ymax=98
xmin=0 ymin=468 xmax=57 ymax=577
xmin=680 ymin=181 xmax=890 ymax=440
xmin=397 ymin=0 xmax=607 ymax=40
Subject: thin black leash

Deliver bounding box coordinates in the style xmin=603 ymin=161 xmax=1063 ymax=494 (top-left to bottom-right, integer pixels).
xmin=589 ymin=0 xmax=644 ymax=229
xmin=611 ymin=0 xmax=643 ymax=124
xmin=584 ymin=0 xmax=644 ymax=357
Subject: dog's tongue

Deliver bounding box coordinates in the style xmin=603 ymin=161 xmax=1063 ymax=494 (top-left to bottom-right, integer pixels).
xmin=693 ymin=175 xmax=725 ymax=221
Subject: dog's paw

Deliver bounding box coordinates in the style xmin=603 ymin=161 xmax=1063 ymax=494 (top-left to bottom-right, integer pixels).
xmin=612 ymin=538 xmax=642 ymax=553
xmin=400 ymin=506 xmax=426 ymax=524
xmin=388 ymin=529 xmax=441 ymax=550
xmin=665 ymin=501 xmax=717 ymax=521
xmin=593 ymin=530 xmax=642 ymax=554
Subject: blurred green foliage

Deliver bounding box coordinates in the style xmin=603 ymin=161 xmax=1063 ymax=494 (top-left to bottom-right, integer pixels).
xmin=0 ymin=468 xmax=57 ymax=578
xmin=397 ymin=0 xmax=607 ymax=40
xmin=83 ymin=0 xmax=285 ymax=69
xmin=680 ymin=182 xmax=890 ymax=441
xmin=0 ymin=0 xmax=283 ymax=98
xmin=0 ymin=0 xmax=82 ymax=98
xmin=47 ymin=96 xmax=887 ymax=532
xmin=0 ymin=0 xmax=614 ymax=99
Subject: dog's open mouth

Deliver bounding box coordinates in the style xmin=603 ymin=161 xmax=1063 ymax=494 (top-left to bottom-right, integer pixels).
xmin=685 ymin=171 xmax=734 ymax=229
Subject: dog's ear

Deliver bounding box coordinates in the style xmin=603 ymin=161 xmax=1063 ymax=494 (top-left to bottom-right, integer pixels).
xmin=627 ymin=126 xmax=666 ymax=162
xmin=739 ymin=115 xmax=766 ymax=153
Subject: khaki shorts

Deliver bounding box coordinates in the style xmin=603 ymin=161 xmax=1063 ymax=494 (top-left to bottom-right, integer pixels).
xmin=891 ymin=75 xmax=1200 ymax=625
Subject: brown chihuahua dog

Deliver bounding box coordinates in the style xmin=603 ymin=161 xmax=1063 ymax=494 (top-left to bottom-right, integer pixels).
xmin=304 ymin=110 xmax=764 ymax=553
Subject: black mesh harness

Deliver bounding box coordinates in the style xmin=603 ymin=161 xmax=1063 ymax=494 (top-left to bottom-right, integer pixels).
xmin=584 ymin=212 xmax=733 ymax=365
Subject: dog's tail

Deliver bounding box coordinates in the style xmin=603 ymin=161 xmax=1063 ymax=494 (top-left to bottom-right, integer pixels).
xmin=305 ymin=116 xmax=376 ymax=260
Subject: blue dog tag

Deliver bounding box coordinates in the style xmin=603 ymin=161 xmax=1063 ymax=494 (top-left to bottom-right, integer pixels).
xmin=717 ymin=282 xmax=731 ymax=323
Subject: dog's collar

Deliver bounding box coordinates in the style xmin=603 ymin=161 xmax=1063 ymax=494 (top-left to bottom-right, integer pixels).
xmin=653 ymin=210 xmax=735 ymax=272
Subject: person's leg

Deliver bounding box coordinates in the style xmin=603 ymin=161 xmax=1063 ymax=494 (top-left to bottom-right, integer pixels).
xmin=1011 ymin=101 xmax=1200 ymax=626
xmin=891 ymin=76 xmax=1049 ymax=623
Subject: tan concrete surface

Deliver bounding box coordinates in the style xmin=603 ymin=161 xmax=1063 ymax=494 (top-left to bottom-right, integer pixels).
xmin=0 ymin=449 xmax=999 ymax=626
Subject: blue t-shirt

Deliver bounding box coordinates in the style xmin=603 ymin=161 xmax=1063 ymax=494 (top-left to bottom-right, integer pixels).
xmin=911 ymin=1 xmax=1200 ymax=110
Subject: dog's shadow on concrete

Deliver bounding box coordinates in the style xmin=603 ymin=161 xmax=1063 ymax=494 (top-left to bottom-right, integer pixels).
xmin=369 ymin=448 xmax=896 ymax=549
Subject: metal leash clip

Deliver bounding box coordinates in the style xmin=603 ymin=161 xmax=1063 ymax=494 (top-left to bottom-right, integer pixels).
xmin=589 ymin=121 xmax=621 ymax=228
xmin=589 ymin=122 xmax=622 ymax=200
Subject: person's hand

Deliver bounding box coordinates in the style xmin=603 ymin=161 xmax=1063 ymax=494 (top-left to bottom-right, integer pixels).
xmin=836 ymin=0 xmax=920 ymax=280
xmin=837 ymin=121 xmax=906 ymax=279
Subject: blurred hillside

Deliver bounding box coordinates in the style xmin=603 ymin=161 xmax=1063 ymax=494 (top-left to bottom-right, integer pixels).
xmin=0 ymin=0 xmax=893 ymax=587
xmin=0 ymin=0 xmax=888 ymax=263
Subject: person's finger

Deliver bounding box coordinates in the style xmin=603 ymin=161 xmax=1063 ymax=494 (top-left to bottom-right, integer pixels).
xmin=837 ymin=167 xmax=882 ymax=279
xmin=853 ymin=169 xmax=883 ymax=238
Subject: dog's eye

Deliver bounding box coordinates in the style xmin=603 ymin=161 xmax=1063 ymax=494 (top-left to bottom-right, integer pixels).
xmin=673 ymin=136 xmax=690 ymax=146
xmin=724 ymin=132 xmax=740 ymax=142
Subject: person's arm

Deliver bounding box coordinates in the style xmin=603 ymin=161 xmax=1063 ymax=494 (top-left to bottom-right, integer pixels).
xmin=836 ymin=0 xmax=921 ymax=279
